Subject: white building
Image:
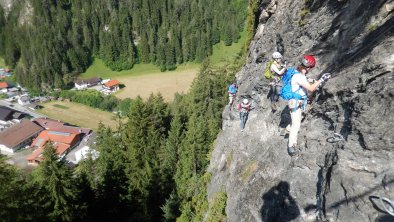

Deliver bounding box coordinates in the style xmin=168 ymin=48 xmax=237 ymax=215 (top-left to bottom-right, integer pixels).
xmin=18 ymin=95 xmax=31 ymax=106
xmin=74 ymin=146 xmax=99 ymax=163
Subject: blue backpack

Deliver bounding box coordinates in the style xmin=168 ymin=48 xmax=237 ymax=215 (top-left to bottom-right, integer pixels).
xmin=280 ymin=68 xmax=307 ymax=110
xmin=228 ymin=84 xmax=237 ymax=94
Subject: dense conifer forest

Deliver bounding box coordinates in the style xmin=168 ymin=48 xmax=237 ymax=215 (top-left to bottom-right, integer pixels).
xmin=0 ymin=60 xmax=240 ymax=221
xmin=0 ymin=0 xmax=246 ymax=91
xmin=0 ymin=0 xmax=262 ymax=221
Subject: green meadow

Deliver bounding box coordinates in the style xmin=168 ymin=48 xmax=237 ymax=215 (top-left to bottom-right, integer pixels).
xmin=81 ymin=28 xmax=247 ymax=79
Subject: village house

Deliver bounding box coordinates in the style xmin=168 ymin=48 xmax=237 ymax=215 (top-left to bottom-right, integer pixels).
xmin=0 ymin=106 xmax=26 ymax=125
xmin=0 ymin=81 xmax=9 ymax=93
xmin=27 ymin=130 xmax=81 ymax=165
xmin=18 ymin=95 xmax=31 ymax=106
xmin=75 ymin=77 xmax=102 ymax=90
xmin=66 ymin=132 xmax=98 ymax=164
xmin=0 ymin=68 xmax=12 ymax=78
xmin=0 ymin=106 xmax=14 ymax=125
xmin=102 ymin=79 xmax=120 ymax=94
xmin=0 ymin=120 xmax=44 ymax=153
xmin=33 ymin=117 xmax=91 ymax=135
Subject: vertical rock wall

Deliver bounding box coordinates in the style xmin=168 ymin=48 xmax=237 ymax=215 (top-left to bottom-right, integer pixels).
xmin=208 ymin=0 xmax=394 ymax=221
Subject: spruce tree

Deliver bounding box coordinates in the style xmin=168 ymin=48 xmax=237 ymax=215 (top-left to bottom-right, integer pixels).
xmin=31 ymin=143 xmax=78 ymax=221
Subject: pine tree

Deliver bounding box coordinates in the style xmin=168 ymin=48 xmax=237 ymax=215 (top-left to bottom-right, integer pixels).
xmin=31 ymin=143 xmax=78 ymax=221
xmin=86 ymin=122 xmax=130 ymax=221
xmin=0 ymin=155 xmax=33 ymax=222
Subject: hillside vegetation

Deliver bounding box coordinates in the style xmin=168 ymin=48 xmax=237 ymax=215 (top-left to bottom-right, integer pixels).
xmin=0 ymin=61 xmax=239 ymax=221
xmin=0 ymin=56 xmax=4 ymax=67
xmin=0 ymin=0 xmax=247 ymax=91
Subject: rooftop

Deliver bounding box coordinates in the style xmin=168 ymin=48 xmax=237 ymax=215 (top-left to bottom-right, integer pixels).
xmin=104 ymin=79 xmax=120 ymax=88
xmin=0 ymin=120 xmax=44 ymax=149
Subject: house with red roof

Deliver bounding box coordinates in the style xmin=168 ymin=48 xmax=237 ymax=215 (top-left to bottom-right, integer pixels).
xmin=102 ymin=79 xmax=120 ymax=94
xmin=27 ymin=130 xmax=81 ymax=165
xmin=33 ymin=117 xmax=91 ymax=135
xmin=0 ymin=81 xmax=8 ymax=93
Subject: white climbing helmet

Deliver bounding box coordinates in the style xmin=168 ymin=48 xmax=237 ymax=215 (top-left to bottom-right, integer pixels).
xmin=243 ymin=98 xmax=249 ymax=104
xmin=272 ymin=52 xmax=283 ymax=59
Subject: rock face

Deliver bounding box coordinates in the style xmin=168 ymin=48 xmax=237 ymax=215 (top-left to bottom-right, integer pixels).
xmin=208 ymin=0 xmax=394 ymax=221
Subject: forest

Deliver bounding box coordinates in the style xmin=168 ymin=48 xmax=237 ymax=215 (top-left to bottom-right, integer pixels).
xmin=0 ymin=0 xmax=265 ymax=221
xmin=0 ymin=60 xmax=239 ymax=222
xmin=0 ymin=0 xmax=246 ymax=91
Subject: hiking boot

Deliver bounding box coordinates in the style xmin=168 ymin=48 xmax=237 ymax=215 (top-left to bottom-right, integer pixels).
xmin=288 ymin=146 xmax=298 ymax=156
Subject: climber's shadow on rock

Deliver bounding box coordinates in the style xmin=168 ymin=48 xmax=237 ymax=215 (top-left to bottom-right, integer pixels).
xmin=261 ymin=181 xmax=300 ymax=222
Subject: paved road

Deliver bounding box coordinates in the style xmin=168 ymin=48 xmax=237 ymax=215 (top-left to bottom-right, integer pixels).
xmin=0 ymin=100 xmax=46 ymax=118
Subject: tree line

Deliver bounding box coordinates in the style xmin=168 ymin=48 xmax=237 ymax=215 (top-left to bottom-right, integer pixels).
xmin=0 ymin=61 xmax=239 ymax=221
xmin=0 ymin=0 xmax=246 ymax=91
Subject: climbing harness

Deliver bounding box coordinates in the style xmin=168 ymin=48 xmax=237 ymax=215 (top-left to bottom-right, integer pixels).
xmin=326 ymin=133 xmax=345 ymax=143
xmin=370 ymin=195 xmax=394 ymax=216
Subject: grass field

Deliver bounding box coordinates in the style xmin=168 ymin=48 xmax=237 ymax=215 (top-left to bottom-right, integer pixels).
xmin=79 ymin=28 xmax=246 ymax=101
xmin=37 ymin=101 xmax=120 ymax=131
xmin=82 ymin=60 xmax=200 ymax=79
xmin=210 ymin=28 xmax=247 ymax=66
xmin=82 ymin=61 xmax=200 ymax=101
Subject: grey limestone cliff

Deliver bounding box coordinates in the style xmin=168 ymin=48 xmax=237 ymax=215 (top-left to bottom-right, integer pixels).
xmin=208 ymin=0 xmax=394 ymax=221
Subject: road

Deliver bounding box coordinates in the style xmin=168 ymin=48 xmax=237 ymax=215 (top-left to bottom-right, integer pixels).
xmin=0 ymin=100 xmax=46 ymax=118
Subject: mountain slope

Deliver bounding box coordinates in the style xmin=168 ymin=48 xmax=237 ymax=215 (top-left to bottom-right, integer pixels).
xmin=208 ymin=0 xmax=394 ymax=221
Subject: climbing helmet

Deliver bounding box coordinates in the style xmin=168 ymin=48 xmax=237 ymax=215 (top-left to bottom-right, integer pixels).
xmin=272 ymin=52 xmax=283 ymax=59
xmin=301 ymin=55 xmax=316 ymax=68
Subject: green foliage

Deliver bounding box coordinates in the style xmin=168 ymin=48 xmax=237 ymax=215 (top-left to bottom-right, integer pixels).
xmin=31 ymin=143 xmax=80 ymax=221
xmin=116 ymin=98 xmax=133 ymax=116
xmin=367 ymin=22 xmax=378 ymax=31
xmin=0 ymin=93 xmax=8 ymax=99
xmin=161 ymin=192 xmax=181 ymax=222
xmin=0 ymin=155 xmax=31 ymax=222
xmin=245 ymin=0 xmax=262 ymax=54
xmin=206 ymin=192 xmax=227 ymax=222
xmin=0 ymin=7 xmax=5 ymax=57
xmin=56 ymin=89 xmax=119 ymax=111
xmin=2 ymin=39 xmax=241 ymax=221
xmin=299 ymin=9 xmax=310 ymax=26
xmin=2 ymin=0 xmax=247 ymax=90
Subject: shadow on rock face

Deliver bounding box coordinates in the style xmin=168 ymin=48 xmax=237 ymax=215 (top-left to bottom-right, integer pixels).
xmin=260 ymin=181 xmax=300 ymax=222
xmin=375 ymin=215 xmax=394 ymax=222
xmin=279 ymin=106 xmax=291 ymax=129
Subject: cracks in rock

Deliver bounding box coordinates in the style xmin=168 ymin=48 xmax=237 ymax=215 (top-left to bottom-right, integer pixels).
xmin=311 ymin=112 xmax=335 ymax=131
xmin=340 ymin=182 xmax=349 ymax=206
xmin=276 ymin=34 xmax=285 ymax=55
xmin=356 ymin=70 xmax=391 ymax=92
xmin=316 ymin=149 xmax=338 ymax=220
xmin=356 ymin=130 xmax=370 ymax=150
xmin=339 ymin=99 xmax=355 ymax=141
